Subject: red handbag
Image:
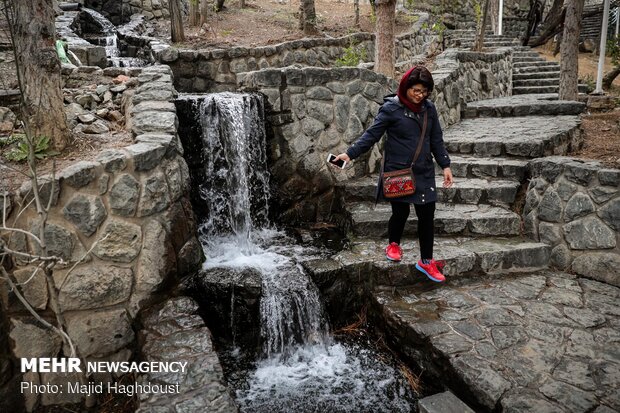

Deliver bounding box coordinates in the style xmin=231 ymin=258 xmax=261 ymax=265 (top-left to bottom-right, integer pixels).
xmin=381 ymin=111 xmax=428 ymax=199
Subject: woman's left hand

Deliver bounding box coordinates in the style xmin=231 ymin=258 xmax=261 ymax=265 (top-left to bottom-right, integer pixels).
xmin=443 ymin=167 xmax=454 ymax=188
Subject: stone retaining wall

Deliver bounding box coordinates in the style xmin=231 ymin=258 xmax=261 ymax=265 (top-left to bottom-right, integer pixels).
xmin=431 ymin=48 xmax=512 ymax=127
xmin=82 ymin=0 xmax=171 ymax=25
xmin=236 ymin=47 xmax=511 ymax=223
xmin=525 ymin=157 xmax=620 ymax=287
xmin=159 ymin=15 xmax=438 ymax=93
xmin=0 ymin=65 xmax=202 ymax=410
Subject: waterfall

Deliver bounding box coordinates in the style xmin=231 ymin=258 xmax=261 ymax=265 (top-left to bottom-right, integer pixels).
xmin=186 ymin=93 xmax=329 ymax=355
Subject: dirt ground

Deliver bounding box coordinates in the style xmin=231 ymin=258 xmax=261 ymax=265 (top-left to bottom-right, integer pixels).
xmin=573 ymin=110 xmax=620 ymax=168
xmin=154 ymin=0 xmax=414 ymax=49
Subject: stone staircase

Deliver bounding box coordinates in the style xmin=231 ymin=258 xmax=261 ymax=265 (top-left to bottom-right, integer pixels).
xmin=512 ymin=48 xmax=592 ymax=95
xmin=445 ymin=29 xmax=522 ymax=49
xmin=328 ymin=95 xmax=584 ymax=281
xmin=302 ymin=94 xmax=603 ymax=412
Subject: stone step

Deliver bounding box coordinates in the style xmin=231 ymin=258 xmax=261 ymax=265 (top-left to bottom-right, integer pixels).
xmin=512 ymin=71 xmax=561 ymax=80
xmin=303 ymin=236 xmax=550 ymax=286
xmin=441 ymin=155 xmax=528 ymax=180
xmin=339 ymin=175 xmax=520 ymax=205
xmin=443 ymin=115 xmax=581 ymax=158
xmin=512 ymin=56 xmax=547 ymax=63
xmin=513 ymin=85 xmax=559 ymax=94
xmin=511 ymin=51 xmax=542 ymax=57
xmin=513 ymin=61 xmax=560 ymax=68
xmin=513 ymin=78 xmax=560 ymax=87
xmin=370 ymin=272 xmax=620 ymax=412
xmin=462 ymin=94 xmax=585 ymax=118
xmin=513 ymin=64 xmax=562 ymax=74
xmin=349 ymin=202 xmax=522 ymax=237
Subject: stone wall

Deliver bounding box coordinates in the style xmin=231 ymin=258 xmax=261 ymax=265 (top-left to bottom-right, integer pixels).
xmin=82 ymin=0 xmax=171 ymax=25
xmin=237 ymin=66 xmax=397 ymax=223
xmin=0 ymin=65 xmax=202 ymax=410
xmin=525 ymin=157 xmax=620 ymax=287
xmin=431 ymin=48 xmax=512 ymax=127
xmin=158 ymin=15 xmax=439 ymax=93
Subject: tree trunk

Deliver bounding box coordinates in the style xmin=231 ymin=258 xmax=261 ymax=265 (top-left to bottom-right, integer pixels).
xmin=11 ymin=0 xmax=68 ymax=151
xmin=559 ymin=0 xmax=585 ymax=100
xmin=216 ymin=0 xmax=226 ymax=12
xmin=473 ymin=0 xmax=491 ymax=52
xmin=300 ymin=0 xmax=318 ymax=35
xmin=169 ymin=0 xmax=185 ymax=42
xmin=200 ymin=0 xmax=209 ymax=25
xmin=240 ymin=0 xmax=246 ymax=8
xmin=603 ymin=65 xmax=620 ymax=89
xmin=189 ymin=0 xmax=199 ymax=25
xmin=375 ymin=0 xmax=396 ymax=78
xmin=354 ymin=0 xmax=360 ymax=27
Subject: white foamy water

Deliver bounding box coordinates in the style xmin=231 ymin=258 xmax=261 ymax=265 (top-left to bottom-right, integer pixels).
xmin=236 ymin=343 xmax=413 ymax=413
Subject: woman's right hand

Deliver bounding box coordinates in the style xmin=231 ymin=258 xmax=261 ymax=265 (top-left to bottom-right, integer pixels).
xmin=334 ymin=153 xmax=350 ymax=163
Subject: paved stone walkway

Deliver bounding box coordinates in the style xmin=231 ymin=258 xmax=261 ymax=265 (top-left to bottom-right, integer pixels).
xmin=372 ymin=272 xmax=620 ymax=412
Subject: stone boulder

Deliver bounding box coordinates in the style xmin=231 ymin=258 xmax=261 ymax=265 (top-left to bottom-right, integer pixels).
xmin=59 ymin=264 xmax=133 ymax=311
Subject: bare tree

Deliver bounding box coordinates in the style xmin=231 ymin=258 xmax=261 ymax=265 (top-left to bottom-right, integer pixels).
xmin=3 ymin=0 xmax=68 ymax=152
xmin=169 ymin=0 xmax=185 ymax=42
xmin=200 ymin=0 xmax=209 ymax=26
xmin=559 ymin=0 xmax=584 ymax=100
xmin=354 ymin=0 xmax=360 ymax=27
xmin=189 ymin=0 xmax=200 ymax=26
xmin=375 ymin=0 xmax=396 ymax=78
xmin=473 ymin=0 xmax=491 ymax=52
xmin=299 ymin=0 xmax=319 ymax=35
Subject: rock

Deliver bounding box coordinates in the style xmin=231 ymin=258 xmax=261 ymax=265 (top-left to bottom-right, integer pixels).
xmin=109 ymin=174 xmax=140 ymax=217
xmin=563 ymin=307 xmax=606 ymax=329
xmin=305 ymin=100 xmax=333 ymax=125
xmin=96 ymin=149 xmax=127 ymax=173
xmin=62 ymin=194 xmax=107 ymax=236
xmin=590 ymin=186 xmax=618 ymax=204
xmin=538 ymin=222 xmax=562 ymax=247
xmin=131 ymin=220 xmax=175 ymax=314
xmin=93 ymin=220 xmax=142 ymax=263
xmin=65 ymin=309 xmax=134 ymax=357
xmin=99 ymin=174 xmax=109 ymax=195
xmin=164 ymin=160 xmax=184 ymax=202
xmin=78 ymin=113 xmax=96 ymax=124
xmin=126 ymin=142 xmax=167 ymax=171
xmin=564 ymin=192 xmax=595 ymax=222
xmin=19 ymin=175 xmax=60 ymax=207
xmin=491 ymin=326 xmax=527 ymax=349
xmin=131 ymin=111 xmax=177 ymax=135
xmin=539 ymin=379 xmax=597 ymax=413
xmin=501 ymin=391 xmax=563 ymax=413
xmin=418 ymin=391 xmax=475 ymax=413
xmin=598 ymin=198 xmax=620 ymax=231
xmin=59 ymin=264 xmax=133 ymax=311
xmin=563 ymin=216 xmax=616 ymax=249
xmin=9 ymin=318 xmax=62 ymax=358
xmin=113 ymin=74 xmax=131 ymax=84
xmin=30 ymin=221 xmax=74 ymax=261
xmin=106 ymin=110 xmax=124 ymax=122
xmin=572 ymin=253 xmax=620 ymax=287
xmin=551 ymin=244 xmax=572 ymax=269
xmin=11 ymin=266 xmax=48 ymax=310
xmin=538 ymin=187 xmax=562 ymax=222
xmin=60 ymin=161 xmax=98 ymax=188
xmin=556 ymin=179 xmax=578 ymax=201
xmin=137 ymin=172 xmax=171 ymax=217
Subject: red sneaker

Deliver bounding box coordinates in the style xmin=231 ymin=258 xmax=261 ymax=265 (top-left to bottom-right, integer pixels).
xmin=415 ymin=259 xmax=446 ymax=283
xmin=385 ymin=242 xmax=403 ymax=262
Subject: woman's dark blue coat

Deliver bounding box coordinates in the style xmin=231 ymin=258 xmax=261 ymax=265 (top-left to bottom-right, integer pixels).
xmin=346 ymin=94 xmax=451 ymax=205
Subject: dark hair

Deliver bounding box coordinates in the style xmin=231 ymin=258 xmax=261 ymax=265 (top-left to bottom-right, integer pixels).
xmin=405 ymin=66 xmax=434 ymax=93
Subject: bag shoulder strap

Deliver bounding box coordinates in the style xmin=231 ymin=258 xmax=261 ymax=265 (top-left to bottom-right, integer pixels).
xmin=410 ymin=110 xmax=428 ymax=168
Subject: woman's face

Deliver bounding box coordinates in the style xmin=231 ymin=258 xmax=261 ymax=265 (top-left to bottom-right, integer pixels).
xmin=406 ymin=83 xmax=429 ymax=104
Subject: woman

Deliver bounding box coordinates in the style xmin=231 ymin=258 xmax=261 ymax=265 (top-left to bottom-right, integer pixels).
xmin=333 ymin=66 xmax=453 ymax=283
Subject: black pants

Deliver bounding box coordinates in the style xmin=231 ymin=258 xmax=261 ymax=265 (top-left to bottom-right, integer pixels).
xmin=388 ymin=201 xmax=436 ymax=260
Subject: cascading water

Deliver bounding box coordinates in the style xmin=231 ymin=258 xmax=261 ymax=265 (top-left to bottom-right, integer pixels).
xmin=79 ymin=8 xmax=146 ymax=67
xmin=178 ymin=92 xmax=415 ymax=412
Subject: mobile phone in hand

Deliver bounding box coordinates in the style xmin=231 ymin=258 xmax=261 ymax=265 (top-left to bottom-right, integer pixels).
xmin=327 ymin=153 xmax=347 ymax=169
